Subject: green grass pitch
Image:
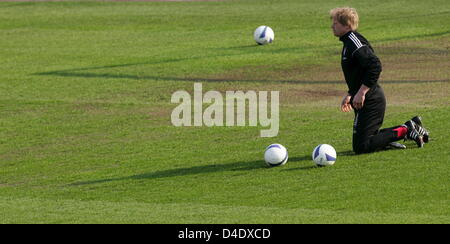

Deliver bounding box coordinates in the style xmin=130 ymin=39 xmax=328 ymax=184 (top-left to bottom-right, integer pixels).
xmin=0 ymin=0 xmax=449 ymax=223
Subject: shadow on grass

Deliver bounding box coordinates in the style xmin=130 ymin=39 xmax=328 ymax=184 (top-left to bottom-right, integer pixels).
xmin=71 ymin=159 xmax=264 ymax=186
xmin=70 ymin=156 xmax=318 ymax=186
xmin=282 ymin=150 xmax=355 ymax=171
xmin=35 ymin=68 xmax=449 ymax=85
xmin=337 ymin=150 xmax=355 ymax=156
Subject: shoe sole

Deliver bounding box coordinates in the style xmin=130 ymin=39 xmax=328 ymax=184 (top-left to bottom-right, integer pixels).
xmin=412 ymin=116 xmax=429 ymax=143
xmin=417 ymin=136 xmax=424 ymax=148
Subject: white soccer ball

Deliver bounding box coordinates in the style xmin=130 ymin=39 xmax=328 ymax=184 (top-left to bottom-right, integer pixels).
xmin=254 ymin=26 xmax=274 ymax=45
xmin=264 ymin=144 xmax=288 ymax=167
xmin=312 ymin=144 xmax=337 ymax=166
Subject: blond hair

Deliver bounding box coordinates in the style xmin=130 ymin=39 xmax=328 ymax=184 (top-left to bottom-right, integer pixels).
xmin=330 ymin=7 xmax=359 ymax=31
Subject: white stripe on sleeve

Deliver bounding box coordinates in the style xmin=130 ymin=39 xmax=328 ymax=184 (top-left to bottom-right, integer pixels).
xmin=349 ymin=35 xmax=362 ymax=48
xmin=349 ymin=33 xmax=363 ymax=48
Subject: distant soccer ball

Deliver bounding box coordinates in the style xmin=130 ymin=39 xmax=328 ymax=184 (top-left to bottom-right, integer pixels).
xmin=264 ymin=144 xmax=288 ymax=167
xmin=254 ymin=26 xmax=274 ymax=45
xmin=312 ymin=144 xmax=337 ymax=166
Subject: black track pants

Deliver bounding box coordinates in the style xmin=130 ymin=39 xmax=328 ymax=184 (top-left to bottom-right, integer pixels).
xmin=352 ymin=86 xmax=402 ymax=154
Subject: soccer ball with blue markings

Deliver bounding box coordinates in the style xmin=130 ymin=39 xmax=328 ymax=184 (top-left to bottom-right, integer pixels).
xmin=254 ymin=26 xmax=274 ymax=45
xmin=264 ymin=144 xmax=288 ymax=167
xmin=312 ymin=144 xmax=337 ymax=166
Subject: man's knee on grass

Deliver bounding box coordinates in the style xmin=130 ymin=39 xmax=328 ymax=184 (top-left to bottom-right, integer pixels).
xmin=353 ymin=143 xmax=370 ymax=155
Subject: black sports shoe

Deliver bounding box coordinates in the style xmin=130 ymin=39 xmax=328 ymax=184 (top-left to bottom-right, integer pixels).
xmin=411 ymin=116 xmax=429 ymax=143
xmin=404 ymin=120 xmax=424 ymax=148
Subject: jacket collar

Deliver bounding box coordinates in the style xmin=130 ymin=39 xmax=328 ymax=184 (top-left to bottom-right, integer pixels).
xmin=339 ymin=31 xmax=353 ymax=42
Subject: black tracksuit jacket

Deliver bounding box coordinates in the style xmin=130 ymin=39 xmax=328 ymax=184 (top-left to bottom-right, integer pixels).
xmin=339 ymin=31 xmax=382 ymax=97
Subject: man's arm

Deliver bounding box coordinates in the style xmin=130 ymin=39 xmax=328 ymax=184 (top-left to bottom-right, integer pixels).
xmin=353 ymin=46 xmax=382 ymax=89
xmin=351 ymin=45 xmax=382 ymax=109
